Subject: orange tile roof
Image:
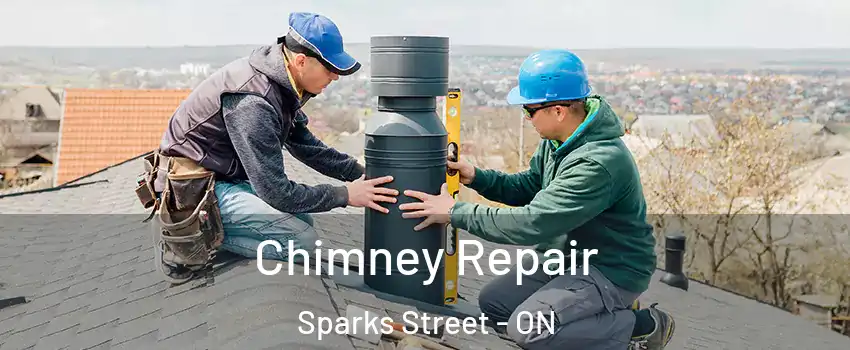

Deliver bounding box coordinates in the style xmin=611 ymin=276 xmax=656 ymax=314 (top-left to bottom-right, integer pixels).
xmin=56 ymin=88 xmax=192 ymax=185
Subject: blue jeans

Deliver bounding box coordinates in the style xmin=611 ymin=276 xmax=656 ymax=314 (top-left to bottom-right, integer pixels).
xmin=214 ymin=180 xmax=318 ymax=261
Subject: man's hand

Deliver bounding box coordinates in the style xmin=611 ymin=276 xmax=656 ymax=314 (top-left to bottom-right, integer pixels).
xmin=347 ymin=175 xmax=398 ymax=213
xmin=399 ymin=183 xmax=456 ymax=231
xmin=447 ymin=159 xmax=475 ymax=185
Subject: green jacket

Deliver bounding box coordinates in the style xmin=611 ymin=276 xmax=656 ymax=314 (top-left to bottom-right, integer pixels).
xmin=449 ymin=96 xmax=657 ymax=293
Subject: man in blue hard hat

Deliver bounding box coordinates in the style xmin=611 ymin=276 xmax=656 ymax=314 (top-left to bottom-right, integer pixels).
xmin=400 ymin=49 xmax=675 ymax=349
xmin=147 ymin=12 xmax=397 ymax=284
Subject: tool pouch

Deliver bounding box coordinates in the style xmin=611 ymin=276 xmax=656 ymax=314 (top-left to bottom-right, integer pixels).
xmin=156 ymin=156 xmax=225 ymax=267
xmin=135 ymin=152 xmax=160 ymax=209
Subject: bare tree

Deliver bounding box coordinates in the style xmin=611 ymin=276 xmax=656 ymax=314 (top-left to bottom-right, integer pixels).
xmin=733 ymin=115 xmax=831 ymax=309
xmin=638 ymin=78 xmax=850 ymax=312
xmin=841 ymin=284 xmax=850 ymax=336
xmin=454 ymin=107 xmax=540 ymax=207
xmin=637 ymin=121 xmax=758 ymax=284
xmin=0 ymin=91 xmax=7 ymax=159
xmin=802 ymin=239 xmax=850 ymax=334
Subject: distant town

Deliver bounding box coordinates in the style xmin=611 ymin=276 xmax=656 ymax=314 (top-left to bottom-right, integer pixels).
xmin=2 ymin=45 xmax=849 ymax=123
xmin=2 ymin=45 xmax=850 ymax=192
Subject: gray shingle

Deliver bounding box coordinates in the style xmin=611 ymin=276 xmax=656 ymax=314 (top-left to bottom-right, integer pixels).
xmin=1 ymin=151 xmax=849 ymax=350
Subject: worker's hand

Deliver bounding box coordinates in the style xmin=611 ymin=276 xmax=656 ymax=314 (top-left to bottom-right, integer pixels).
xmin=399 ymin=183 xmax=456 ymax=231
xmin=447 ymin=159 xmax=475 ymax=185
xmin=347 ymin=175 xmax=398 ymax=213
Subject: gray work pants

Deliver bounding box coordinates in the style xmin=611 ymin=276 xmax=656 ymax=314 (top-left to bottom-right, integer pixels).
xmin=479 ymin=255 xmax=641 ymax=350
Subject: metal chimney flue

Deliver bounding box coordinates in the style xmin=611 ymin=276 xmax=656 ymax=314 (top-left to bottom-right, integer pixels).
xmin=660 ymin=233 xmax=689 ymax=291
xmin=363 ymin=36 xmax=450 ymax=305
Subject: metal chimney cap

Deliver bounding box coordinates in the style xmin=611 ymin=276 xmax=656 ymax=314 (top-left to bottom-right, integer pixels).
xmin=664 ymin=233 xmax=686 ymax=250
xmin=370 ymin=35 xmax=450 ymax=46
xmin=369 ymin=35 xmax=450 ymax=98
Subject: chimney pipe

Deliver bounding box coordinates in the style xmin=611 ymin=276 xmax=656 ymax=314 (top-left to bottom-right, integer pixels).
xmin=660 ymin=233 xmax=688 ymax=291
xmin=363 ymin=36 xmax=450 ymax=306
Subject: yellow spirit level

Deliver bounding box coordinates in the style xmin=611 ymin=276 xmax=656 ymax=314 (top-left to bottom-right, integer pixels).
xmin=443 ymin=88 xmax=461 ymax=305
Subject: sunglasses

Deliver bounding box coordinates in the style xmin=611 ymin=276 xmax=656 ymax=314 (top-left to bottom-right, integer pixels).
xmin=522 ymin=101 xmax=577 ymax=119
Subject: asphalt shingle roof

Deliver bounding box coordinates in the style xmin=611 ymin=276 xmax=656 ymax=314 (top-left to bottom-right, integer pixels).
xmin=1 ymin=151 xmax=849 ymax=349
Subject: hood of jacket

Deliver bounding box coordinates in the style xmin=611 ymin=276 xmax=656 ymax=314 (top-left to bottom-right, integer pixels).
xmin=247 ymin=43 xmax=315 ymax=108
xmin=550 ymin=95 xmax=626 ymax=158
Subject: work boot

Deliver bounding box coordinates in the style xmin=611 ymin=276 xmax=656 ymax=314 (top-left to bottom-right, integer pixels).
xmin=628 ymin=303 xmax=675 ymax=350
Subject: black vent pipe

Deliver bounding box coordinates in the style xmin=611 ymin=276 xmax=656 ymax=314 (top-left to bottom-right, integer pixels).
xmin=362 ymin=36 xmax=450 ymax=305
xmin=660 ymin=233 xmax=688 ymax=291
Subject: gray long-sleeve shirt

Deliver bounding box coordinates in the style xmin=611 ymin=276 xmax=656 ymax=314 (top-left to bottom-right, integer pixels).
xmin=220 ymin=93 xmax=364 ymax=213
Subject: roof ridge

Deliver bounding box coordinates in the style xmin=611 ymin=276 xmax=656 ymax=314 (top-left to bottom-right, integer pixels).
xmin=0 ymin=178 xmax=108 ymax=199
xmin=0 ymin=151 xmax=149 ymax=199
xmin=61 ymin=150 xmax=151 ymax=185
xmin=655 ymin=266 xmax=803 ymax=313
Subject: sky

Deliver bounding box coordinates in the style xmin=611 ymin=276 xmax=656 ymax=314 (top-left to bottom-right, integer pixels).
xmin=1 ymin=0 xmax=848 ymax=49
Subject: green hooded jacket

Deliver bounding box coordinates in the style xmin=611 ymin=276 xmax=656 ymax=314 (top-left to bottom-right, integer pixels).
xmin=449 ymin=95 xmax=657 ymax=293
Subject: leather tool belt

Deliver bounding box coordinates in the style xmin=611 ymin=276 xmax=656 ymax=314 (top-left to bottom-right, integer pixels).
xmin=135 ymin=151 xmax=225 ymax=267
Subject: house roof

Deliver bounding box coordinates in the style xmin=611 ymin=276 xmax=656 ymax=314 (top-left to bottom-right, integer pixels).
xmin=54 ymin=89 xmax=192 ymax=186
xmin=0 ymin=146 xmax=55 ymax=168
xmin=1 ymin=153 xmax=850 ymax=349
xmin=620 ymin=134 xmax=661 ymax=160
xmin=784 ymin=122 xmax=850 ymax=156
xmin=785 ymin=153 xmax=850 ymax=214
xmin=795 ymin=294 xmax=840 ymax=308
xmin=0 ymin=86 xmax=63 ymax=121
xmin=630 ymin=114 xmax=720 ymax=148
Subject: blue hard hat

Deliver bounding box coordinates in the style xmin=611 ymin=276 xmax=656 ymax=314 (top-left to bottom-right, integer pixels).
xmin=506 ymin=49 xmax=592 ymax=105
xmin=283 ymin=12 xmax=361 ymax=75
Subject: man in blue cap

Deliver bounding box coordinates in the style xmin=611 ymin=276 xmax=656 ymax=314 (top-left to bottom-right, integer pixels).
xmin=146 ymin=12 xmax=397 ymax=284
xmin=400 ymin=49 xmax=675 ymax=349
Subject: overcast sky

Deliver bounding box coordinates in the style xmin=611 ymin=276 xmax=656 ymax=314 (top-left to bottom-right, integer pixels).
xmin=2 ymin=0 xmax=848 ymax=48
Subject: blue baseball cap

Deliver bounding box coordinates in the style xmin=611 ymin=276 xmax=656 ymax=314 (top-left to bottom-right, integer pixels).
xmin=281 ymin=12 xmax=361 ymax=76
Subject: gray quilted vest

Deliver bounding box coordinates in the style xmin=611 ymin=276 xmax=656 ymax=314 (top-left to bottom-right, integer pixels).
xmin=154 ymin=43 xmax=309 ymax=192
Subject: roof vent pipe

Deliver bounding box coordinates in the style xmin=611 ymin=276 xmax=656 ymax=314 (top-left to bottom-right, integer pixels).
xmin=660 ymin=233 xmax=689 ymax=291
xmin=362 ymin=36 xmax=450 ymax=306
